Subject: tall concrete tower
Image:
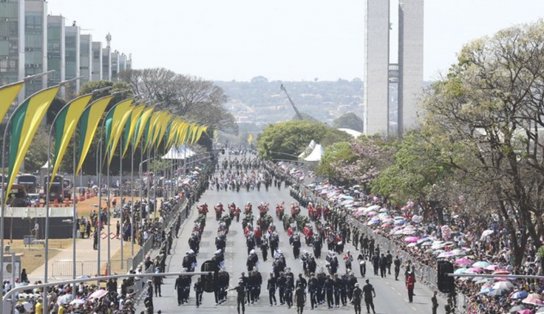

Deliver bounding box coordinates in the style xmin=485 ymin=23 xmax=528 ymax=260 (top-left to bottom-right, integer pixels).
xmin=363 ymin=0 xmax=424 ymax=136
xmin=398 ymin=0 xmax=424 ymax=132
xmin=363 ymin=0 xmax=390 ymax=136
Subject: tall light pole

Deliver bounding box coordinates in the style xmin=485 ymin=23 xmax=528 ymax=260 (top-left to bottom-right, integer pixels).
xmin=42 ymin=76 xmax=84 ymax=314
xmin=0 ymin=70 xmax=58 ymax=314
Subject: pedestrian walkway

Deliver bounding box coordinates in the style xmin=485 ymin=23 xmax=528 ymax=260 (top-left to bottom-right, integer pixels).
xmin=27 ymin=217 xmax=126 ymax=282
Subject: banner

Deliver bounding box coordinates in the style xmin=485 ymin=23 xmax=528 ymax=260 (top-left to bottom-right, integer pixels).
xmin=7 ymin=86 xmax=60 ymax=199
xmin=50 ymin=94 xmax=93 ymax=184
xmin=0 ymin=81 xmax=23 ymax=123
xmin=76 ymin=95 xmax=113 ymax=174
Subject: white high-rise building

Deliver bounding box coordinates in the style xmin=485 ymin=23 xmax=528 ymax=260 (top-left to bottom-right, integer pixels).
xmin=363 ymin=0 xmax=390 ymax=136
xmin=363 ymin=0 xmax=424 ymax=136
xmin=398 ymin=0 xmax=424 ymax=132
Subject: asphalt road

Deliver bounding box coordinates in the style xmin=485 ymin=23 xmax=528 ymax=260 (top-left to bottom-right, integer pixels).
xmin=144 ymin=172 xmax=446 ymax=314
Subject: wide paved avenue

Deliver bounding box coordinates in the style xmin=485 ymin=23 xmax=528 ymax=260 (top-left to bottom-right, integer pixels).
xmin=147 ymin=174 xmax=446 ymax=313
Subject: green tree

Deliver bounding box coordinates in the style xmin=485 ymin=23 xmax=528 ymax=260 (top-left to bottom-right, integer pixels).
xmin=257 ymin=120 xmax=351 ymax=160
xmin=120 ymin=68 xmax=237 ymax=134
xmin=421 ymin=21 xmax=544 ymax=267
xmin=317 ymin=141 xmax=356 ymax=183
xmin=332 ymin=112 xmax=364 ymax=132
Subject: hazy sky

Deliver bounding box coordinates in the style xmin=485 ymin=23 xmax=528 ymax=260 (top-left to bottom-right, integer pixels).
xmin=48 ymin=0 xmax=544 ymax=81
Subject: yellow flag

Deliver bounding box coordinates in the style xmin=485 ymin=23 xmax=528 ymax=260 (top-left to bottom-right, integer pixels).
xmin=0 ymin=81 xmax=23 ymax=123
xmin=50 ymin=94 xmax=93 ymax=185
xmin=133 ymin=107 xmax=153 ymax=151
xmin=7 ymin=86 xmax=60 ymax=200
xmin=107 ymin=104 xmax=134 ymax=165
xmin=122 ymin=104 xmax=145 ymax=157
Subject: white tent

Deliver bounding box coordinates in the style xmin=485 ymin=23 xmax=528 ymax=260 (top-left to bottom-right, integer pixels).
xmin=162 ymin=145 xmax=196 ymax=160
xmin=304 ymin=144 xmax=323 ymax=162
xmin=298 ymin=140 xmax=316 ymax=159
xmin=338 ymin=128 xmax=362 ymax=138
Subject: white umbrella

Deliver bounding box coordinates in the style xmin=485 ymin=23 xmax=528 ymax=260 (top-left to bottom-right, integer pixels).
xmin=480 ymin=229 xmax=494 ymax=240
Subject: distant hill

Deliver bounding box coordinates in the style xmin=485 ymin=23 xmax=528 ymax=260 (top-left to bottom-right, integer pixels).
xmin=215 ymin=77 xmax=363 ymax=132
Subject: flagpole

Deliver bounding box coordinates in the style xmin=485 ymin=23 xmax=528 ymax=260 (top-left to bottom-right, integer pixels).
xmin=43 ymin=78 xmax=83 ymax=314
xmin=0 ymin=71 xmax=55 ymax=314
xmin=71 ymin=86 xmax=112 ymax=289
xmin=130 ymin=138 xmax=135 ymax=259
xmin=96 ymin=91 xmax=131 ymax=277
xmin=119 ymin=135 xmax=124 ymax=270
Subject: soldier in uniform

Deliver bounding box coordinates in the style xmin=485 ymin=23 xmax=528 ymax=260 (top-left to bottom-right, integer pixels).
xmin=394 ymin=256 xmax=402 ymax=281
xmin=352 ymin=283 xmax=363 ymax=314
xmin=295 ymin=284 xmax=306 ymax=314
xmin=194 ymin=277 xmax=203 ymax=307
xmin=363 ymin=279 xmax=376 ymax=314
xmin=230 ymin=280 xmax=246 ymax=314
xmin=308 ymin=273 xmax=318 ymax=309
xmin=267 ymin=272 xmax=277 ymax=306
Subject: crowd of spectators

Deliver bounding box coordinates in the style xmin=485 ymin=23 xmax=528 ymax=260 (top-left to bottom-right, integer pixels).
xmin=269 ymin=160 xmax=544 ymax=314
xmin=3 ymin=158 xmax=214 ymax=313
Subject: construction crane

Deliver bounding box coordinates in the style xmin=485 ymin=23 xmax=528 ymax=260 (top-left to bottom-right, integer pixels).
xmin=280 ymin=84 xmax=304 ymax=120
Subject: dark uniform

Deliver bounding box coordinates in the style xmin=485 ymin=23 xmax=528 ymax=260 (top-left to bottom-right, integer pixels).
xmin=267 ymin=274 xmax=277 ymax=305
xmin=363 ymin=280 xmax=376 ymax=314
xmin=194 ymin=278 xmax=203 ymax=307
xmin=352 ymin=284 xmax=363 ymax=314
xmin=232 ymin=282 xmax=246 ymax=314
xmin=295 ymin=285 xmax=306 ymax=314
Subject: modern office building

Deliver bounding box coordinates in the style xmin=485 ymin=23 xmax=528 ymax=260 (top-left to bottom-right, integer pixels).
xmin=363 ymin=0 xmax=390 ymax=136
xmin=91 ymin=41 xmax=102 ymax=81
xmin=119 ymin=53 xmax=127 ymax=73
xmin=0 ymin=0 xmax=25 ymax=90
xmin=101 ymin=33 xmax=112 ymax=81
xmin=79 ymin=34 xmax=92 ymax=85
xmin=65 ymin=23 xmax=80 ymax=95
xmin=111 ymin=50 xmax=119 ymax=81
xmin=46 ymin=15 xmax=65 ymax=88
xmin=1 ymin=1 xmax=132 ymax=98
xmin=398 ymin=0 xmax=424 ymax=131
xmin=24 ymin=0 xmax=48 ymax=97
xmin=363 ymin=0 xmax=424 ymax=136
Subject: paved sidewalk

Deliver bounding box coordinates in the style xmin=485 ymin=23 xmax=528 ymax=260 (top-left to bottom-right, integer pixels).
xmin=28 ymin=217 xmax=125 ymax=282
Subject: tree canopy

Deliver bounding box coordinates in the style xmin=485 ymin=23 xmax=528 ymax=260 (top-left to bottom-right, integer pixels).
xmin=257 ymin=120 xmax=351 ymax=160
xmin=120 ymin=68 xmax=237 ymax=134
xmin=315 ymin=20 xmax=544 ymax=267
xmin=332 ymin=112 xmax=364 ymax=132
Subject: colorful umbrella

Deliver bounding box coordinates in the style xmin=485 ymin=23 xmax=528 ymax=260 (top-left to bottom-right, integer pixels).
xmin=485 ymin=264 xmax=499 ymax=271
xmin=404 ymin=236 xmax=419 ymax=243
xmin=522 ymin=293 xmax=544 ymax=306
xmin=455 ymin=257 xmax=473 ymax=267
xmin=472 ymin=261 xmax=491 ymax=269
xmin=511 ymin=291 xmax=529 ymax=300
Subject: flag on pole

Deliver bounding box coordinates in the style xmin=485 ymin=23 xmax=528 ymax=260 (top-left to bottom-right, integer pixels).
xmin=76 ymin=95 xmax=113 ymax=174
xmin=132 ymin=107 xmax=153 ymax=151
xmin=50 ymin=94 xmax=93 ymax=184
xmin=154 ymin=113 xmax=173 ymax=149
xmin=0 ymin=81 xmax=24 ymax=123
xmin=104 ymin=98 xmax=133 ymax=153
xmin=247 ymin=133 xmax=254 ymax=144
xmin=193 ymin=125 xmax=208 ymax=144
xmin=122 ymin=104 xmax=145 ymax=157
xmin=6 ymin=86 xmax=60 ymax=199
xmin=107 ymin=103 xmax=134 ymax=165
xmin=143 ymin=111 xmax=162 ymax=152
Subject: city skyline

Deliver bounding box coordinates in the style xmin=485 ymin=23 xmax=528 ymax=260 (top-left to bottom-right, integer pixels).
xmin=47 ymin=0 xmax=544 ymax=82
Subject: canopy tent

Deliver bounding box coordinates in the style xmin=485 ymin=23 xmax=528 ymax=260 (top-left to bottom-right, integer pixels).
xmin=161 ymin=145 xmax=196 ymax=160
xmin=298 ymin=140 xmax=316 ymax=159
xmin=338 ymin=128 xmax=362 ymax=138
xmin=304 ymin=144 xmax=323 ymax=162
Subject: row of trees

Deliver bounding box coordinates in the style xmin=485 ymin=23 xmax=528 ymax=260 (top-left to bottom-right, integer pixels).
xmin=316 ymin=21 xmax=544 ymax=268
